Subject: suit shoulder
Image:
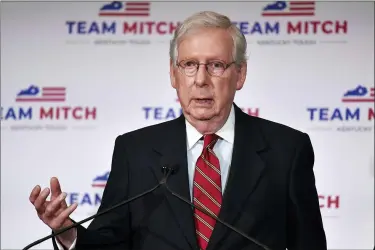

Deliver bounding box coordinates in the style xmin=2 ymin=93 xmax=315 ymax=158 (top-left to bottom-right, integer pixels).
xmin=248 ymin=115 xmax=309 ymax=145
xmin=115 ymin=118 xmax=179 ymax=144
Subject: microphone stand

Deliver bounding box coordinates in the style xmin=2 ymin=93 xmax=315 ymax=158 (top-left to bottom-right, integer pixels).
xmin=22 ymin=169 xmax=172 ymax=250
xmin=164 ymin=182 xmax=272 ymax=250
xmin=23 ymin=166 xmax=271 ymax=250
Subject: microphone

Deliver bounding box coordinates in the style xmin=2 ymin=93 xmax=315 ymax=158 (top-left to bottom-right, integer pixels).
xmin=22 ymin=160 xmax=174 ymax=250
xmin=163 ymin=166 xmax=272 ymax=250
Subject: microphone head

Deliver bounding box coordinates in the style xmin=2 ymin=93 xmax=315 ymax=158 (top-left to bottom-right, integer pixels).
xmin=160 ymin=156 xmax=179 ymax=175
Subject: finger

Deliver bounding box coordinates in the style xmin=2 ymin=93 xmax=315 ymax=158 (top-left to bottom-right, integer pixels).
xmin=50 ymin=203 xmax=78 ymax=230
xmin=54 ymin=195 xmax=71 ymax=215
xmin=29 ymin=185 xmax=41 ymax=204
xmin=50 ymin=177 xmax=62 ymax=199
xmin=33 ymin=187 xmax=50 ymax=214
xmin=44 ymin=192 xmax=67 ymax=218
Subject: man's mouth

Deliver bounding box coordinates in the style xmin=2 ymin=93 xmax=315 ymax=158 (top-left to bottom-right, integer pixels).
xmin=194 ymin=98 xmax=213 ymax=104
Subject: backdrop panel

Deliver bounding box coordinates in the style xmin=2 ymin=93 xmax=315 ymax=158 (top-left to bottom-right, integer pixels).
xmin=1 ymin=1 xmax=374 ymax=249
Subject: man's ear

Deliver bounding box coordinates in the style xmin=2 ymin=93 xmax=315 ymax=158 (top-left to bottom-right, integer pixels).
xmin=236 ymin=62 xmax=247 ymax=90
xmin=170 ymin=59 xmax=177 ymax=89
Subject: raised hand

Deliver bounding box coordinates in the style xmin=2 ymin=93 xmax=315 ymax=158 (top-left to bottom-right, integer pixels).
xmin=29 ymin=177 xmax=78 ymax=248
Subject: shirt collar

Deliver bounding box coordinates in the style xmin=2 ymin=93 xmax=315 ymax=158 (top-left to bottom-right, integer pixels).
xmin=185 ymin=104 xmax=235 ymax=150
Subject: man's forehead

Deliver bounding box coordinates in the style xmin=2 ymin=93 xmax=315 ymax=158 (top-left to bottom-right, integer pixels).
xmin=177 ymin=29 xmax=233 ymax=59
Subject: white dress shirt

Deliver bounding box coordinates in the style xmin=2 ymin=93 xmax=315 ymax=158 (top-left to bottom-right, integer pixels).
xmin=57 ymin=105 xmax=235 ymax=250
xmin=185 ymin=105 xmax=235 ymax=199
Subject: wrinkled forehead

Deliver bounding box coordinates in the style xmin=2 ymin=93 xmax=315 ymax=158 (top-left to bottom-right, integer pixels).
xmin=177 ymin=28 xmax=234 ymax=62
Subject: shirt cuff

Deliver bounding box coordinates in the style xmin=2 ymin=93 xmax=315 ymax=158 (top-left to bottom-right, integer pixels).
xmin=55 ymin=238 xmax=77 ymax=250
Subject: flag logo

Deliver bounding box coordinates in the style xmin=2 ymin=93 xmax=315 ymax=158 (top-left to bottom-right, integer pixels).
xmin=99 ymin=1 xmax=150 ymax=17
xmin=15 ymin=85 xmax=66 ymax=102
xmin=92 ymin=172 xmax=110 ymax=187
xmin=342 ymin=85 xmax=374 ymax=103
xmin=262 ymin=1 xmax=315 ymax=17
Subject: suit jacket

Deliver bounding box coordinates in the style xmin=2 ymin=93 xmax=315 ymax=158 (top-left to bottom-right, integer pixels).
xmin=53 ymin=104 xmax=327 ymax=250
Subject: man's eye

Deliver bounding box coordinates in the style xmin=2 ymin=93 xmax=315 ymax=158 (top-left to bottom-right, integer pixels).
xmin=210 ymin=62 xmax=225 ymax=68
xmin=184 ymin=61 xmax=197 ymax=67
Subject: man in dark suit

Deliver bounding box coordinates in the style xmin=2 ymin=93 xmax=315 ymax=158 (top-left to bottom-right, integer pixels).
xmin=29 ymin=11 xmax=327 ymax=250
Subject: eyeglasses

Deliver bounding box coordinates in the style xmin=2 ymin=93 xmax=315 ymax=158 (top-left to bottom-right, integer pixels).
xmin=177 ymin=60 xmax=235 ymax=77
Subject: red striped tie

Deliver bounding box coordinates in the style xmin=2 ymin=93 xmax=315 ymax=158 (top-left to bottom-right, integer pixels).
xmin=193 ymin=134 xmax=222 ymax=250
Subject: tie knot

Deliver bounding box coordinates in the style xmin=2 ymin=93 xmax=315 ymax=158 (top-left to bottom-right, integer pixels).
xmin=203 ymin=134 xmax=219 ymax=149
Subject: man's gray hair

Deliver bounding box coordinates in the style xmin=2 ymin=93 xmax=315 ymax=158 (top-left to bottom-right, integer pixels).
xmin=169 ymin=11 xmax=248 ymax=66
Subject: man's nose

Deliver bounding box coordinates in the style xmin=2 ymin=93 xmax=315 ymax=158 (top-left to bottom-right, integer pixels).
xmin=194 ymin=64 xmax=208 ymax=86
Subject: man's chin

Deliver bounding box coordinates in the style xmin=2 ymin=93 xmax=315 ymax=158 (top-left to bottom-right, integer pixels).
xmin=189 ymin=108 xmax=216 ymax=121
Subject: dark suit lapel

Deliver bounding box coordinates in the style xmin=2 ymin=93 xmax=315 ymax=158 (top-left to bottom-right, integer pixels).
xmin=149 ymin=116 xmax=199 ymax=250
xmin=207 ymin=105 xmax=267 ymax=250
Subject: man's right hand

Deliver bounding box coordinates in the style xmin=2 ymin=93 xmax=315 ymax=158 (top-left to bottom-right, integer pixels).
xmin=29 ymin=177 xmax=78 ymax=249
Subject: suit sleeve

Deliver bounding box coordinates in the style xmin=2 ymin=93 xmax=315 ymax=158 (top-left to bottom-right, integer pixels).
xmin=286 ymin=133 xmax=327 ymax=250
xmin=52 ymin=135 xmax=132 ymax=250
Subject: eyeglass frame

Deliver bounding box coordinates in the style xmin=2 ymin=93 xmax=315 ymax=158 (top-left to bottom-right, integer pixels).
xmin=176 ymin=59 xmax=237 ymax=77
